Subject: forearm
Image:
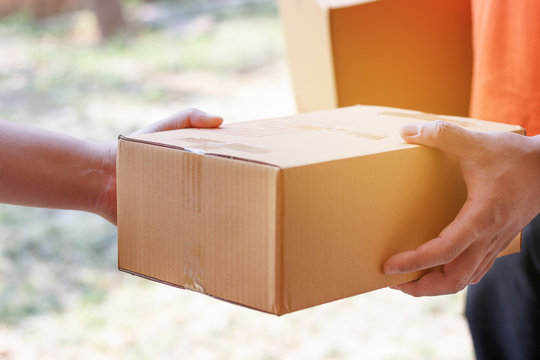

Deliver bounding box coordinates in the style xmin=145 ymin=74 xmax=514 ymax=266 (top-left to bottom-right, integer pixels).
xmin=0 ymin=120 xmax=114 ymax=216
xmin=0 ymin=109 xmax=222 ymax=225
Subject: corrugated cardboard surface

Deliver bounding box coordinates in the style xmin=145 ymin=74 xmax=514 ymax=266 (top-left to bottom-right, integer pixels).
xmin=278 ymin=0 xmax=472 ymax=116
xmin=117 ymin=144 xmax=281 ymax=313
xmin=277 ymin=0 xmax=337 ymax=112
xmin=118 ymin=105 xmax=523 ymax=315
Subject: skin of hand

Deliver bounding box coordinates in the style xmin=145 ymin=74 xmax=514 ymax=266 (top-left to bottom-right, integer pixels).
xmin=0 ymin=108 xmax=223 ymax=225
xmin=383 ymin=120 xmax=540 ymax=296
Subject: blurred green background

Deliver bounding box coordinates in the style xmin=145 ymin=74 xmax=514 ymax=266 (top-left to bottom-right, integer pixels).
xmin=0 ymin=1 xmax=473 ymax=359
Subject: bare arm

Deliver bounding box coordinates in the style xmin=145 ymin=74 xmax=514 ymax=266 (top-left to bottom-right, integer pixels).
xmin=0 ymin=108 xmax=222 ymax=225
xmin=383 ymin=121 xmax=540 ymax=296
xmin=0 ymin=120 xmax=109 ymax=213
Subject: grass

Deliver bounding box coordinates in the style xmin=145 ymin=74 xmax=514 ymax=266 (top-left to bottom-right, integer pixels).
xmin=0 ymin=207 xmax=117 ymax=323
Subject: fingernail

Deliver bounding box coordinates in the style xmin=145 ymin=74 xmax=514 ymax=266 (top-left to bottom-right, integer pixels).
xmin=400 ymin=124 xmax=419 ymax=138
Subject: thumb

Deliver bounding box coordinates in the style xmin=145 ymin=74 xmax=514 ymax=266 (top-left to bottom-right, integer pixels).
xmin=400 ymin=121 xmax=477 ymax=159
xmin=133 ymin=108 xmax=223 ymax=135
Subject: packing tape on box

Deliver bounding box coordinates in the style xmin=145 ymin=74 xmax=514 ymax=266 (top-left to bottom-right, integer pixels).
xmin=183 ymin=242 xmax=205 ymax=293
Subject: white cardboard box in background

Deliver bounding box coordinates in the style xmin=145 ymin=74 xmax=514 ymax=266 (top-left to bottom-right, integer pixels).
xmin=278 ymin=0 xmax=473 ymax=116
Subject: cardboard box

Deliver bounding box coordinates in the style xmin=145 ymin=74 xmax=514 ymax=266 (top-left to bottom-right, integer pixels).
xmin=117 ymin=105 xmax=522 ymax=315
xmin=278 ymin=0 xmax=473 ymax=116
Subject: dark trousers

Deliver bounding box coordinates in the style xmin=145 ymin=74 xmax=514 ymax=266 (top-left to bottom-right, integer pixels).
xmin=466 ymin=214 xmax=540 ymax=360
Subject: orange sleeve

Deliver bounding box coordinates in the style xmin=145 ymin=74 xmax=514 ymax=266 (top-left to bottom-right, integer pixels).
xmin=470 ymin=0 xmax=540 ymax=135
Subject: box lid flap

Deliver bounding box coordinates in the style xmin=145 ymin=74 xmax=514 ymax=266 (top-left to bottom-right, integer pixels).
xmin=124 ymin=105 xmax=523 ymax=169
xmin=320 ymin=0 xmax=378 ymax=9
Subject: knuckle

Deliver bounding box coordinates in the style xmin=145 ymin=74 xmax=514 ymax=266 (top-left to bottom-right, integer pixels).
xmin=474 ymin=202 xmax=507 ymax=231
xmin=489 ymin=204 xmax=507 ymax=224
xmin=449 ymin=277 xmax=469 ymax=294
xmin=428 ymin=120 xmax=450 ymax=141
xmin=185 ymin=107 xmax=197 ymax=116
xmin=471 ymin=272 xmax=486 ymax=284
xmin=442 ymin=242 xmax=459 ymax=263
xmin=484 ymin=211 xmax=500 ymax=228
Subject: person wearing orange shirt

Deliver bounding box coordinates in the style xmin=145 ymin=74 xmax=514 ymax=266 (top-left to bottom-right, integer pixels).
xmin=384 ymin=1 xmax=540 ymax=359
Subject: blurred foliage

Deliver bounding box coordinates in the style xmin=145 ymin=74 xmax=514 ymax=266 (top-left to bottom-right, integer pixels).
xmin=0 ymin=0 xmax=281 ymax=134
xmin=0 ymin=206 xmax=117 ymax=323
xmin=0 ymin=0 xmax=280 ymax=325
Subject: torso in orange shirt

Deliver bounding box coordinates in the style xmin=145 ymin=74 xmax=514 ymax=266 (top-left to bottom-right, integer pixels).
xmin=471 ymin=0 xmax=540 ymax=135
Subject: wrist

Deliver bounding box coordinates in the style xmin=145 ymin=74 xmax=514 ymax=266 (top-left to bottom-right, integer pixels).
xmin=92 ymin=141 xmax=117 ymax=224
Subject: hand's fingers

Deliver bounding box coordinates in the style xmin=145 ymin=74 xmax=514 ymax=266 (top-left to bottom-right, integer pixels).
xmin=400 ymin=121 xmax=481 ymax=159
xmin=471 ymin=257 xmax=496 ymax=284
xmin=469 ymin=228 xmax=518 ymax=283
xmin=392 ymin=253 xmax=477 ymax=297
xmin=393 ymin=227 xmax=518 ymax=295
xmin=134 ymin=108 xmax=223 ymax=134
xmin=180 ymin=108 xmax=223 ymax=129
xmin=383 ymin=199 xmax=496 ymax=275
xmin=155 ymin=108 xmax=223 ymax=131
xmin=382 ymin=236 xmax=464 ymax=275
xmin=391 ymin=271 xmax=448 ymax=297
xmin=467 ymin=244 xmax=498 ymax=285
xmin=395 ymin=241 xmax=485 ymax=296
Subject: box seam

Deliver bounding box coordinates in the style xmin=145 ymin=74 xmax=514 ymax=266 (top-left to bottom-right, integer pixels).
xmin=326 ymin=5 xmax=339 ymax=108
xmin=275 ymin=169 xmax=286 ymax=315
xmin=118 ymin=135 xmax=281 ymax=168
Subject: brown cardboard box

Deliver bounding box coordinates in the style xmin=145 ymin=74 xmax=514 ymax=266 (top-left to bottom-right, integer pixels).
xmin=278 ymin=0 xmax=473 ymax=116
xmin=117 ymin=105 xmax=521 ymax=315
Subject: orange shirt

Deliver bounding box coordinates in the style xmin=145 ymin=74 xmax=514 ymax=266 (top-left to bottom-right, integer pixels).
xmin=470 ymin=0 xmax=540 ymax=135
